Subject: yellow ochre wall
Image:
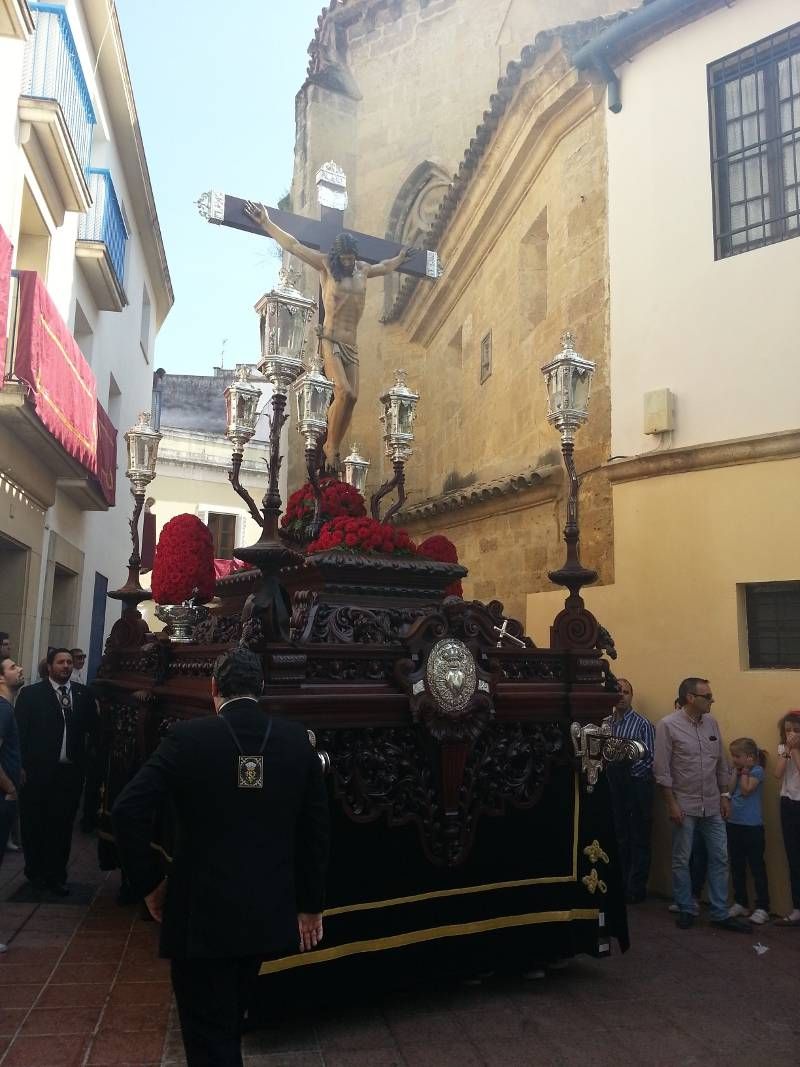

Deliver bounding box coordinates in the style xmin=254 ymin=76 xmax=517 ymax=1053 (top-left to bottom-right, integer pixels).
xmin=526 ymin=456 xmax=800 ymax=915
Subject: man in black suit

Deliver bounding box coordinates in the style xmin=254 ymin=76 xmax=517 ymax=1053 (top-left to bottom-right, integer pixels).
xmin=15 ymin=646 xmax=99 ymax=895
xmin=112 ymin=647 xmax=330 ymax=1067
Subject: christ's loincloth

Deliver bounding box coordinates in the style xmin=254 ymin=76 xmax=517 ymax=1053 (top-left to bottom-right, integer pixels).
xmin=319 ymin=335 xmax=359 ymax=367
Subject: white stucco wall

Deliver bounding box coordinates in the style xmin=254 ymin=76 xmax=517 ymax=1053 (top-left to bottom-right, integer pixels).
xmin=0 ymin=2 xmax=170 ymax=669
xmin=607 ymin=0 xmax=800 ymax=458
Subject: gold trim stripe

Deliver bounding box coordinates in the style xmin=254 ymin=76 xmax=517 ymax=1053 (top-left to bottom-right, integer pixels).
xmin=259 ymin=907 xmax=600 ymax=975
xmin=324 ymin=774 xmax=580 ymax=918
xmin=34 ymin=373 xmax=97 ymax=452
xmin=39 ymin=315 xmax=94 ymax=399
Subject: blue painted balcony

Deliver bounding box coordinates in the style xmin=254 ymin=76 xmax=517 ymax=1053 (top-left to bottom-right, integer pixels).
xmin=76 ymin=168 xmax=128 ymax=311
xmin=18 ymin=3 xmax=95 ymax=223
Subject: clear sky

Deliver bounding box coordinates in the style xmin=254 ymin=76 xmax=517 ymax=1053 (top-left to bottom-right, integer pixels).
xmin=115 ymin=0 xmax=327 ymax=376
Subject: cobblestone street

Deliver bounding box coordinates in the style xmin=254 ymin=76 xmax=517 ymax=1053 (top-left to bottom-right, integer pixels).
xmin=1 ymin=833 xmax=799 ymax=1066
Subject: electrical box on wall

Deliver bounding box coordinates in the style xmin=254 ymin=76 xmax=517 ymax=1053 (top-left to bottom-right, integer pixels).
xmin=643 ymin=388 xmax=675 ymax=435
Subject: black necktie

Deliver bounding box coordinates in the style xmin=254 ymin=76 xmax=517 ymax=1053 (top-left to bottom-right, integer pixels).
xmin=58 ymin=686 xmax=71 ymax=760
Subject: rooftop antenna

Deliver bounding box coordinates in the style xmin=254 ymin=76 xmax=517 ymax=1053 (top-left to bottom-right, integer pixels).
xmin=220 ymin=337 xmax=228 ymax=370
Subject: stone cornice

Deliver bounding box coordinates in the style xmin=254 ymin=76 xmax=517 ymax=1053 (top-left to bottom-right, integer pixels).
xmin=396 ymin=463 xmax=561 ymax=525
xmin=606 ymin=430 xmax=800 ymax=485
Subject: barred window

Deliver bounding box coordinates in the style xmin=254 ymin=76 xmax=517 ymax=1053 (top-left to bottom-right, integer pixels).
xmin=745 ymin=581 xmax=800 ymax=669
xmin=709 ymin=22 xmax=800 ymax=258
xmin=480 ymin=331 xmax=492 ymax=384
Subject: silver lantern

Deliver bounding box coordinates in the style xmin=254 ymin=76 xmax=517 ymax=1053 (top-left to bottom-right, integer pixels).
xmin=255 ymin=268 xmax=317 ymax=394
xmin=224 ymin=366 xmax=262 ymax=452
xmin=379 ymin=369 xmax=419 ymax=462
xmin=124 ymin=412 xmax=162 ymax=494
xmin=540 ymin=331 xmax=596 ymax=443
xmin=342 ymin=443 xmax=370 ymax=494
xmin=294 ymin=352 xmax=334 ymax=450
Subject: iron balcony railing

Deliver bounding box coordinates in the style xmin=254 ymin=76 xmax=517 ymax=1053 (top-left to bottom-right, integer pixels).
xmin=79 ymin=169 xmax=128 ymax=290
xmin=22 ymin=3 xmax=95 ymax=172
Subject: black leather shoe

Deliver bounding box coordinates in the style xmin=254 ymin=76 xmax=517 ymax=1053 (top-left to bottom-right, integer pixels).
xmin=710 ymin=917 xmax=750 ymax=933
xmin=46 ymin=882 xmax=70 ymax=897
xmin=676 ymin=911 xmax=694 ymax=929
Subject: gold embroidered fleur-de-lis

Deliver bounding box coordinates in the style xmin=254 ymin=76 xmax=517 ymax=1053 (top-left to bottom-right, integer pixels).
xmin=582 ymin=868 xmax=608 ymax=895
xmin=583 ymin=840 xmax=610 ymax=865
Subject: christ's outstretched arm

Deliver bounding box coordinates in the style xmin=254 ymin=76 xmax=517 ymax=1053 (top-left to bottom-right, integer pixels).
xmin=364 ymin=246 xmax=417 ymax=278
xmin=243 ymin=202 xmax=327 ymax=271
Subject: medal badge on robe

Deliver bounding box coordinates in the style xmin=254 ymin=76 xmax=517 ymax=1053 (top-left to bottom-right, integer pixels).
xmin=238 ymin=755 xmax=264 ymax=789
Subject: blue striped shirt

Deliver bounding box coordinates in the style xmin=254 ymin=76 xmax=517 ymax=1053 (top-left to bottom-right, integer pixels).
xmin=604 ymin=707 xmax=655 ymax=778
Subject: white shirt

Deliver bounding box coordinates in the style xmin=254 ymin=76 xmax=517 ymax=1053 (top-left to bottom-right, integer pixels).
xmin=781 ymin=752 xmax=800 ymax=802
xmin=49 ymin=678 xmax=71 ymax=763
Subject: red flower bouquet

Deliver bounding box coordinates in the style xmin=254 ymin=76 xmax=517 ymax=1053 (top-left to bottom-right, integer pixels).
xmin=281 ymin=478 xmax=366 ymax=542
xmin=417 ymin=534 xmax=464 ymax=597
xmin=151 ymin=514 xmax=216 ymax=605
xmin=307 ymin=516 xmax=416 ymax=557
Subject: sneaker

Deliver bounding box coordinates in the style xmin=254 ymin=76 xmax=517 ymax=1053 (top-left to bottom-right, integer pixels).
xmin=676 ymin=912 xmax=694 ymax=930
xmin=728 ymin=903 xmax=750 ymax=918
xmin=668 ymin=902 xmax=679 ymax=913
xmin=522 ymin=967 xmax=546 ymax=981
xmin=6 ymin=840 xmax=19 ymax=852
xmin=749 ymin=909 xmax=770 ymax=925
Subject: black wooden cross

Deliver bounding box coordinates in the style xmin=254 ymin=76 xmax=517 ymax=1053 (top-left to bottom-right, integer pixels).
xmin=196 ymin=161 xmax=443 ymax=284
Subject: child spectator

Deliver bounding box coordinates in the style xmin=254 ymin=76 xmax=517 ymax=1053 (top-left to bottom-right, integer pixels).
xmin=774 ymin=711 xmax=800 ymax=926
xmin=726 ymin=738 xmax=770 ymax=924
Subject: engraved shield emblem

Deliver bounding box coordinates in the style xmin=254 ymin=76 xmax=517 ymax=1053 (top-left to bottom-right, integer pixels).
xmin=238 ymin=755 xmax=264 ymax=789
xmin=426 ymin=638 xmax=476 ymax=715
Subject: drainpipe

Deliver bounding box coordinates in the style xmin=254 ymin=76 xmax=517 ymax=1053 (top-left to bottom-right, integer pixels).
xmin=573 ymin=0 xmax=711 ymax=113
xmin=31 ymin=507 xmax=51 ymax=674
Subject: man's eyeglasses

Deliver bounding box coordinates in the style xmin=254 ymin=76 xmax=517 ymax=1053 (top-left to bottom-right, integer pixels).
xmin=690 ymin=692 xmax=713 ymax=701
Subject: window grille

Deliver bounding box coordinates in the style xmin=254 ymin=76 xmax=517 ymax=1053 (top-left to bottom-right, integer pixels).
xmin=708 ymin=21 xmax=800 ymax=258
xmin=480 ymin=331 xmax=492 ymax=384
xmin=745 ymin=581 xmax=800 ymax=669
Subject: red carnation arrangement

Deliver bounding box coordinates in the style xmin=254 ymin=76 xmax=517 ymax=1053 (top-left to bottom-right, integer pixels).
xmin=281 ymin=478 xmax=366 ymax=542
xmin=151 ymin=514 xmax=216 ymax=605
xmin=307 ymin=516 xmax=416 ymax=557
xmin=417 ymin=534 xmax=463 ymax=597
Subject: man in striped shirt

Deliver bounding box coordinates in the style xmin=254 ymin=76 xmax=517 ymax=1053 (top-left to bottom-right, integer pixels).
xmin=604 ymin=679 xmax=655 ymax=904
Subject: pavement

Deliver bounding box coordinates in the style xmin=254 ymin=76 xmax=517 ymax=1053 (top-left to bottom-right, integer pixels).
xmin=2 ymin=832 xmax=799 ymax=1066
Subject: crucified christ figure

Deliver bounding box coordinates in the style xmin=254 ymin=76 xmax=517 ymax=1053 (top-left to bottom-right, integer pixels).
xmin=244 ymin=202 xmax=416 ymax=468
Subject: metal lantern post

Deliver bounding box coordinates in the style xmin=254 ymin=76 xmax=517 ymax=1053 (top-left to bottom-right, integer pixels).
xmin=232 ymin=274 xmax=317 ymax=565
xmin=224 ymin=366 xmax=263 ymax=526
xmin=371 ymin=370 xmax=419 ymax=522
xmin=541 ymin=331 xmax=597 ymax=605
xmin=294 ymin=353 xmax=334 ymax=538
xmin=342 ymin=443 xmax=370 ymax=495
xmin=108 ymin=412 xmax=162 ymax=615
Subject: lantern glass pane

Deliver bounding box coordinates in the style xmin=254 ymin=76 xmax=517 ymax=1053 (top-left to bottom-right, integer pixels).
xmin=571 ymin=368 xmax=592 ymax=415
xmin=276 ymin=304 xmax=306 ymax=357
xmin=398 ymin=401 xmax=413 ymax=435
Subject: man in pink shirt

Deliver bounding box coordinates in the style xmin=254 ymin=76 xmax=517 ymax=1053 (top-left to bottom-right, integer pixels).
xmin=654 ymin=677 xmax=748 ymax=932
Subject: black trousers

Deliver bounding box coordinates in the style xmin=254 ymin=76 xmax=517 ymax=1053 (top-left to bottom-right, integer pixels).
xmin=607 ymin=770 xmax=653 ymax=899
xmin=19 ymin=764 xmax=83 ymax=885
xmin=0 ymin=796 xmax=17 ymax=869
xmin=171 ymin=956 xmax=262 ymax=1067
xmin=726 ymin=822 xmax=770 ymax=911
xmin=780 ymin=796 xmax=800 ymax=909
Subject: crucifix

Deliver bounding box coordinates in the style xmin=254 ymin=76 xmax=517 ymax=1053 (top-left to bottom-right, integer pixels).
xmin=197 ymin=162 xmax=442 ymax=467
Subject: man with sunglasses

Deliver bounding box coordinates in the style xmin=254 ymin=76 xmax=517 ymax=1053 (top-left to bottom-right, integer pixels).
xmin=654 ymin=677 xmax=748 ymax=932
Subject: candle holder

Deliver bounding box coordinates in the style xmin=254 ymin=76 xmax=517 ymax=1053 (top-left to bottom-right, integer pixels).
xmin=371 ymin=370 xmax=418 ymax=523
